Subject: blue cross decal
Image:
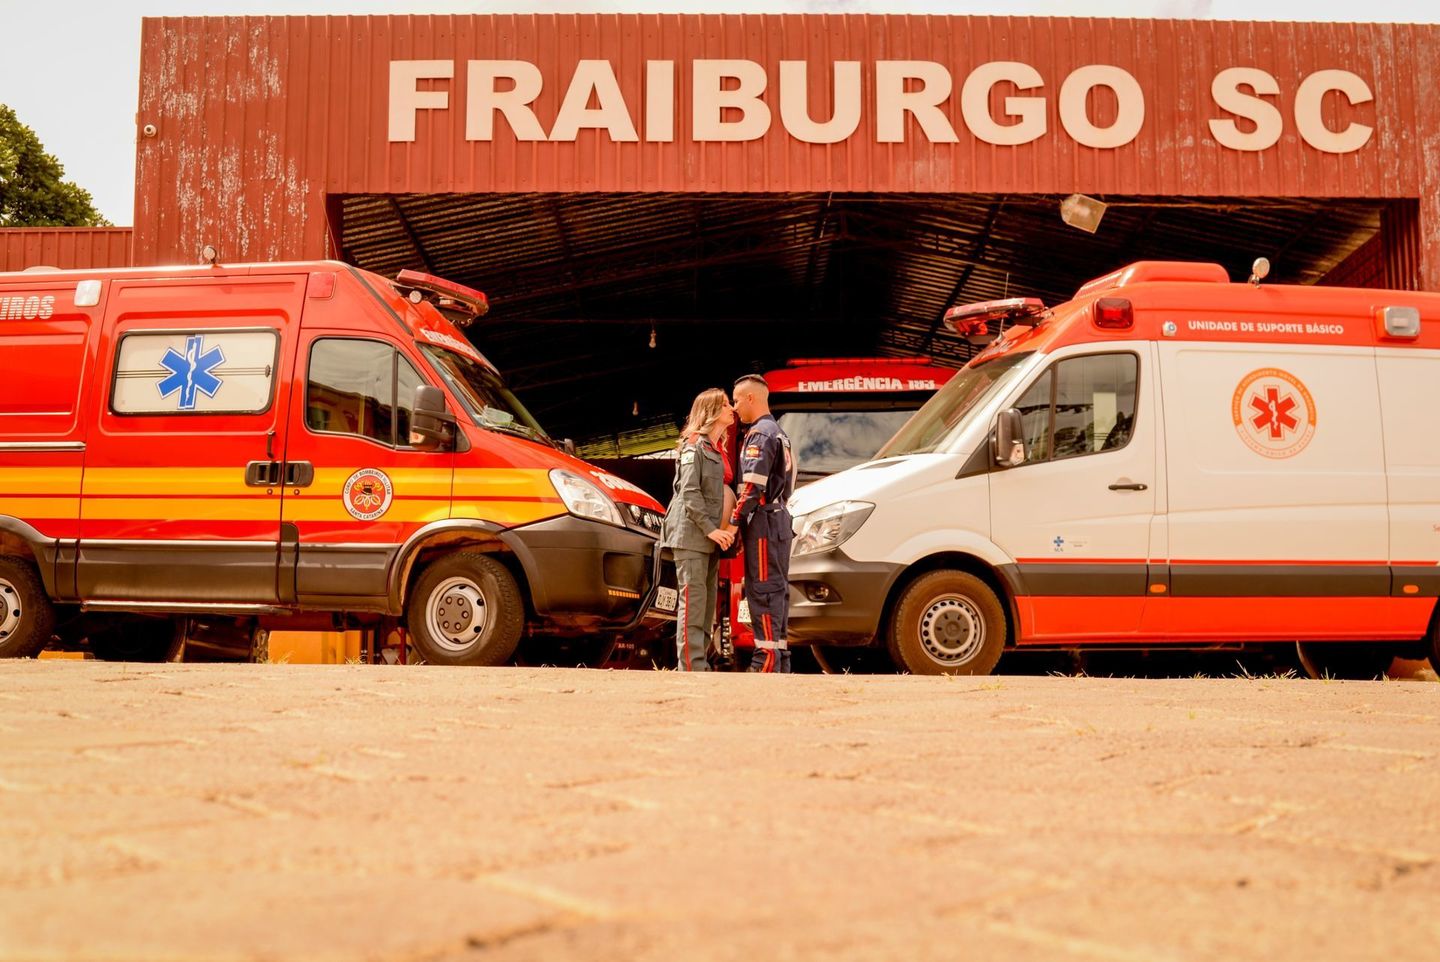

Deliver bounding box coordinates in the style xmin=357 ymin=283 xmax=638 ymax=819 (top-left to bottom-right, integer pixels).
xmin=157 ymin=335 xmax=225 ymax=411
xmin=1053 ymin=536 xmax=1065 ymax=551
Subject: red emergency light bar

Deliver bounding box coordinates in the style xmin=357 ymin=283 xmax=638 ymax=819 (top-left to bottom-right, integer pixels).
xmin=944 ymin=297 xmax=1047 ymax=337
xmin=395 ymin=269 xmax=490 ymax=319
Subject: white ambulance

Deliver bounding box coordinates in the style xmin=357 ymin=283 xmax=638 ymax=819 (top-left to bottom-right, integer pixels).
xmin=784 ymin=261 xmax=1440 ymax=678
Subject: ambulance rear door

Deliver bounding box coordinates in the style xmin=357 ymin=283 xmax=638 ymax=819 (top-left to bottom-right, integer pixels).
xmin=76 ymin=271 xmax=305 ymax=604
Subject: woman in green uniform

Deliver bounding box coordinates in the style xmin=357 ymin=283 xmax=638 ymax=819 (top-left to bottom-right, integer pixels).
xmin=659 ymin=388 xmax=736 ymax=671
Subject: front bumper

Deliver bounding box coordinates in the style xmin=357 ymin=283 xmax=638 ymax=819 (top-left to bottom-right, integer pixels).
xmin=501 ymin=515 xmax=664 ymax=626
xmin=785 ymin=549 xmax=905 ymax=646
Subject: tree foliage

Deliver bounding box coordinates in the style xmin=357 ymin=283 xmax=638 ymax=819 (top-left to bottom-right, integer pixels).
xmin=0 ymin=104 xmax=110 ymax=227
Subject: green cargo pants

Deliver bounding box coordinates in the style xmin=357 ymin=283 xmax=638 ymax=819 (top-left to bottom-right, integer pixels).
xmin=673 ymin=548 xmax=720 ymax=672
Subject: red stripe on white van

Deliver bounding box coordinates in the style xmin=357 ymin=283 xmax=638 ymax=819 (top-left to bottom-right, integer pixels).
xmin=1015 ymin=596 xmax=1434 ymax=644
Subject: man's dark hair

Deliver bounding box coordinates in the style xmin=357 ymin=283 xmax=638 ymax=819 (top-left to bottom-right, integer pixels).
xmin=733 ymin=373 xmax=768 ymax=390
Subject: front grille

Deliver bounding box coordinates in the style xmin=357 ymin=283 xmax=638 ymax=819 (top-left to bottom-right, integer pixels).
xmin=622 ymin=502 xmax=664 ymax=534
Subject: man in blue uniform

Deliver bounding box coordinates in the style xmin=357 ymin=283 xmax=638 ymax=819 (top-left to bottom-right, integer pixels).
xmin=727 ymin=374 xmax=797 ymax=673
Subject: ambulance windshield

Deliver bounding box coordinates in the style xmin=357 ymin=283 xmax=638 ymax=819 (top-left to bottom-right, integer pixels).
xmin=420 ymin=345 xmax=551 ymax=445
xmin=876 ymin=352 xmax=1033 ymax=458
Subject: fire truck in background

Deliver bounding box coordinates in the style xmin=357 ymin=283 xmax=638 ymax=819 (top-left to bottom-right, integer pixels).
xmin=719 ymin=357 xmax=956 ymax=672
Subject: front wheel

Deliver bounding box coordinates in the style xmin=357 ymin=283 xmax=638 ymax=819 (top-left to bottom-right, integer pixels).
xmin=407 ymin=553 xmax=524 ymax=666
xmin=1296 ymin=642 xmax=1394 ymax=680
xmin=0 ymin=557 xmax=54 ymax=659
xmin=887 ymin=570 xmax=1006 ymax=676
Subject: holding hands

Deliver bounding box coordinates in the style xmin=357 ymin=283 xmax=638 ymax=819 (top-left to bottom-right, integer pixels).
xmin=708 ymin=527 xmax=735 ymax=550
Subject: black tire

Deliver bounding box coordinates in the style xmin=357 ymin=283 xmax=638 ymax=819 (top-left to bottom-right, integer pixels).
xmin=812 ymin=644 xmax=897 ymax=675
xmin=888 ymin=570 xmax=1006 ymax=676
xmin=513 ymin=634 xmax=617 ymax=668
xmin=1429 ymin=619 xmax=1440 ymax=678
xmin=1296 ymin=642 xmax=1395 ymax=680
xmin=88 ymin=616 xmax=183 ymax=663
xmin=0 ymin=556 xmax=55 ymax=659
xmin=407 ymin=553 xmax=524 ymax=666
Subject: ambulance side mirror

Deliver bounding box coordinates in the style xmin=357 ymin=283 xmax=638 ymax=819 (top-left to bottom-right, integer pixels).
xmin=993 ymin=408 xmax=1026 ymax=468
xmin=411 ymin=384 xmax=456 ymax=451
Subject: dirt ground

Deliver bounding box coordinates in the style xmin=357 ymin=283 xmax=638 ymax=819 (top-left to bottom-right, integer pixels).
xmin=1 ymin=662 xmax=1437 ymax=962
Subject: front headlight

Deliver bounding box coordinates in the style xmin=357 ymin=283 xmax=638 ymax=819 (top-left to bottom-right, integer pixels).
xmin=791 ymin=501 xmax=875 ymax=558
xmin=549 ymin=469 xmax=625 ymax=527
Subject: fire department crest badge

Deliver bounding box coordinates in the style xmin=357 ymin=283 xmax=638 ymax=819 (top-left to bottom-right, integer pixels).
xmin=343 ymin=468 xmax=394 ymax=521
xmin=1231 ymin=368 xmax=1317 ymax=459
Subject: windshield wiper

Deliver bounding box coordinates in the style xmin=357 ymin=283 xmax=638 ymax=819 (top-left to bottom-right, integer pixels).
xmin=476 ymin=417 xmax=547 ymax=444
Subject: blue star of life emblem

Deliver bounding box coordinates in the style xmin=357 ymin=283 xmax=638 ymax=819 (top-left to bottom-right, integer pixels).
xmin=157 ymin=335 xmax=225 ymax=411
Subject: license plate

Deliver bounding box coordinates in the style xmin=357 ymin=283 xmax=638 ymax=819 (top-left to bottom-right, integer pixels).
xmin=653 ymin=586 xmax=678 ymax=614
xmin=737 ymin=599 xmax=751 ymax=624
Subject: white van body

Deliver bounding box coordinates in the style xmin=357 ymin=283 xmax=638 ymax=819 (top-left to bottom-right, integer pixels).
xmin=784 ymin=262 xmax=1440 ymax=677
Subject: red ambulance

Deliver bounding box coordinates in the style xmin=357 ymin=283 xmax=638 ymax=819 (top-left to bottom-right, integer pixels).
xmin=783 ymin=261 xmax=1440 ymax=678
xmin=718 ymin=357 xmax=956 ymax=669
xmin=0 ymin=262 xmax=672 ymax=664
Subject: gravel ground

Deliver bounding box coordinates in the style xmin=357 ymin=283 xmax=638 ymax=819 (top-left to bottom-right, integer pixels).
xmin=1 ymin=661 xmax=1437 ymax=962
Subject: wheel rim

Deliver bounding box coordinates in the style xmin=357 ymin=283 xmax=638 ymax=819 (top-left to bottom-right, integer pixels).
xmin=918 ymin=593 xmax=985 ymax=666
xmin=425 ymin=576 xmax=490 ymax=653
xmin=0 ymin=577 xmax=21 ymax=642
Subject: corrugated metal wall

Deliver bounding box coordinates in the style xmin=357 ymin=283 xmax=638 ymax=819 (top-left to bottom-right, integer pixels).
xmin=132 ymin=15 xmax=1440 ymax=285
xmin=0 ymin=228 xmax=133 ymax=272
xmin=1320 ymin=202 xmax=1422 ymax=290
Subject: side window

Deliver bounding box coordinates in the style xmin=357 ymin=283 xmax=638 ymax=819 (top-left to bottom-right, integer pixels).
xmin=1051 ymin=354 xmax=1138 ymax=459
xmin=1013 ymin=354 xmax=1137 ymax=464
xmin=306 ymin=339 xmax=426 ymax=447
xmin=1013 ymin=370 xmax=1054 ymax=463
xmin=395 ymin=356 xmax=424 ymax=445
xmin=111 ymin=329 xmax=278 ymax=415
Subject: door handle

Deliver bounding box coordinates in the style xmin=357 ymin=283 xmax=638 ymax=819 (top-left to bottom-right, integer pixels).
xmin=1108 ymin=481 xmax=1148 ymax=491
xmin=244 ymin=460 xmax=281 ymax=487
xmin=283 ymin=461 xmax=315 ymax=487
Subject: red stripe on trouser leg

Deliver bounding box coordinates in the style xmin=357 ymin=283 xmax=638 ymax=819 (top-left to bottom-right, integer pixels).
xmin=681 ymin=583 xmax=691 ymax=670
xmin=762 ymin=613 xmax=773 ymax=644
xmin=765 ymin=650 xmax=775 ymax=672
xmin=760 ymin=539 xmax=767 ymax=580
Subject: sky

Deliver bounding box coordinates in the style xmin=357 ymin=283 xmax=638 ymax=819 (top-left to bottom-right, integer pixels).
xmin=1 ymin=0 xmax=1435 ymax=226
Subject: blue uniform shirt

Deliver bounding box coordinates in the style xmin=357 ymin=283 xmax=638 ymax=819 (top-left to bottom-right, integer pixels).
xmin=730 ymin=414 xmax=796 ymax=527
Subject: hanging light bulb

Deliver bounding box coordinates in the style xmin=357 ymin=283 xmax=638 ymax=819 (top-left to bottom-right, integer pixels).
xmin=648 ymin=323 xmax=657 ymax=349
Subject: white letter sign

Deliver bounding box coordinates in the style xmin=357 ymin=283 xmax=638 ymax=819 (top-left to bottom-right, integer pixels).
xmin=388 ymin=60 xmax=453 ymax=142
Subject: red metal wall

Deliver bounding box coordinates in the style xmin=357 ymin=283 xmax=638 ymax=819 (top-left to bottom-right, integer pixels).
xmin=132 ymin=14 xmax=1440 ymax=286
xmin=0 ymin=228 xmax=133 ymax=272
xmin=1320 ymin=203 xmax=1422 ymax=290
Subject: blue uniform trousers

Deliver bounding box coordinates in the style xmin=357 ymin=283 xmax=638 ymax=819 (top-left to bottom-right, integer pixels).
xmin=742 ymin=504 xmax=793 ymax=673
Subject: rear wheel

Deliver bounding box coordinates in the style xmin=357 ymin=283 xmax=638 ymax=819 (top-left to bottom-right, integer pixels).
xmin=407 ymin=553 xmax=524 ymax=666
xmin=1429 ymin=619 xmax=1440 ymax=677
xmin=0 ymin=557 xmax=54 ymax=659
xmin=888 ymin=570 xmax=1006 ymax=676
xmin=1296 ymin=642 xmax=1395 ymax=680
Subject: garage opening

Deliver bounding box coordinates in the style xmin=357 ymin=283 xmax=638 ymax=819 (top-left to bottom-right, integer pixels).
xmin=334 ymin=192 xmax=1398 ymax=452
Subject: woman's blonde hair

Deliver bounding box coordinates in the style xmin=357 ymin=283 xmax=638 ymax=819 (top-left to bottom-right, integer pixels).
xmin=677 ymin=387 xmax=729 ymax=449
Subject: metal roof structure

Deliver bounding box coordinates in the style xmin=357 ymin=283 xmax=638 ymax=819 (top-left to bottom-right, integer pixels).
xmin=337 ymin=191 xmax=1387 ymax=443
